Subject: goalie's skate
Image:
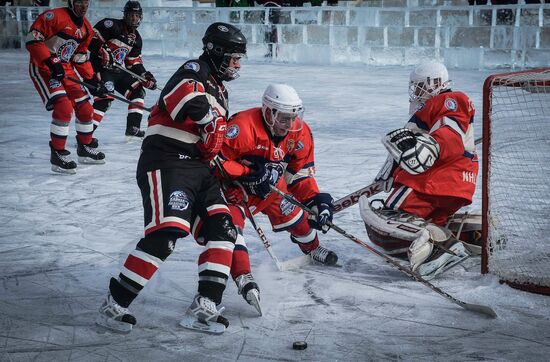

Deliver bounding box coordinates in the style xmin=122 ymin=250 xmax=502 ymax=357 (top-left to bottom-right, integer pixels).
xmin=417 ymin=239 xmax=469 ymax=281
xmin=179 ymin=294 xmax=228 ymax=335
xmin=235 ymin=273 xmax=262 ymax=316
xmin=96 ymin=294 xmax=136 ymax=333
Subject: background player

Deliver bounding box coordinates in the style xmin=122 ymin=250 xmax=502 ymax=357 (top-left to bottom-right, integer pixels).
xmin=88 ymin=0 xmax=157 ymax=140
xmin=26 ymin=0 xmax=106 ymax=174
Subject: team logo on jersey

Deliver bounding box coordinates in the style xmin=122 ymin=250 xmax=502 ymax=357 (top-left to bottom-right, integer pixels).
xmin=295 ymin=141 xmax=304 ymax=151
xmin=184 ymin=62 xmax=200 ymax=72
xmin=168 ymin=191 xmax=189 ymax=211
xmin=279 ymin=198 xmax=296 ymax=216
xmin=444 ymin=98 xmax=457 ymax=111
xmin=225 ymin=124 xmax=239 ymax=139
xmin=104 ymin=81 xmax=115 ymax=92
xmin=104 ymin=20 xmax=113 ymax=28
xmin=127 ymin=33 xmax=137 ymax=46
xmin=57 ymin=39 xmax=78 ymax=62
xmin=265 ymin=162 xmax=284 ymax=185
xmin=112 ymin=47 xmax=129 ymax=64
xmin=45 ymin=11 xmax=54 ymax=20
xmin=48 ymin=79 xmax=61 ymax=88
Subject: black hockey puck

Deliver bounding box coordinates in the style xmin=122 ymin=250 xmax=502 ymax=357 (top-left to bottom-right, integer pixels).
xmin=292 ymin=341 xmax=307 ymax=350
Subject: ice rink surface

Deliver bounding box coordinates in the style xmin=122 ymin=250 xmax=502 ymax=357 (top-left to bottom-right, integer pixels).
xmin=1 ymin=51 xmax=549 ymax=361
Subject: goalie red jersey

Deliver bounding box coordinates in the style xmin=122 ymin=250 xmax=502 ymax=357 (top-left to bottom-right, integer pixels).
xmin=393 ymin=90 xmax=478 ymax=203
xmin=219 ymin=107 xmax=320 ymax=210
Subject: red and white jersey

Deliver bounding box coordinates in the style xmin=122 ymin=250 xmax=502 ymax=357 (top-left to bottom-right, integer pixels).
xmin=393 ymin=90 xmax=478 ymax=202
xmin=26 ymin=7 xmax=94 ymax=79
xmin=219 ymin=107 xmax=320 ymax=206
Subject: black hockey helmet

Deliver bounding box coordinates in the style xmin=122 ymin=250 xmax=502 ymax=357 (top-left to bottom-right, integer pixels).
xmin=202 ymin=22 xmax=247 ymax=81
xmin=123 ymin=0 xmax=143 ymax=29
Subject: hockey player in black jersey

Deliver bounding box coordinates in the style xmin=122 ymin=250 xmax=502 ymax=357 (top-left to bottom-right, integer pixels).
xmin=88 ymin=0 xmax=157 ymax=140
xmin=96 ymin=22 xmax=248 ymax=335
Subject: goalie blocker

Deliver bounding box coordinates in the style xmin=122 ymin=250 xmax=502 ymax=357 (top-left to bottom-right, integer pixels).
xmin=359 ymin=196 xmax=479 ymax=280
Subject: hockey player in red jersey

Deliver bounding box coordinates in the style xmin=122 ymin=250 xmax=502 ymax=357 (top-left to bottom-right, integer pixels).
xmin=26 ymin=0 xmax=107 ymax=174
xmin=214 ymin=84 xmax=338 ymax=311
xmin=96 ymin=22 xmax=246 ymax=335
xmin=88 ymin=1 xmax=157 ymax=139
xmin=360 ymin=61 xmax=478 ymax=280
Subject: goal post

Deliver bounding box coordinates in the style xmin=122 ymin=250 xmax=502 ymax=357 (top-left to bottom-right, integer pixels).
xmin=481 ymin=67 xmax=550 ymax=295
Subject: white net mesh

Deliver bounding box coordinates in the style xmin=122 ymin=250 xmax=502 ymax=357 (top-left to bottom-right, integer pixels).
xmin=485 ymin=68 xmax=550 ymax=293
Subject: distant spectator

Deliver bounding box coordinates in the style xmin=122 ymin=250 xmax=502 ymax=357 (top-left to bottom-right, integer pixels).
xmin=216 ymin=0 xmax=252 ymax=6
xmin=469 ymin=0 xmax=516 ymax=25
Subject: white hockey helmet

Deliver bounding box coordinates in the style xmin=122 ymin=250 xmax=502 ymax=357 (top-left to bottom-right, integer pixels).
xmin=409 ymin=61 xmax=451 ymax=104
xmin=262 ymin=84 xmax=304 ymax=137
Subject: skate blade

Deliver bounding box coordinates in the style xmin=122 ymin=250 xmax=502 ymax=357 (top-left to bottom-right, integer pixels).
xmin=246 ymin=290 xmax=262 ymax=316
xmin=78 ymin=157 xmax=106 ymax=164
xmin=95 ymin=314 xmax=133 ymax=334
xmin=51 ymin=165 xmax=76 ymax=175
xmin=180 ymin=315 xmax=226 ymax=335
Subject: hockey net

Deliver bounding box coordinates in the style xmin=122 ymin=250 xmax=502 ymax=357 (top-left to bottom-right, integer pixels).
xmin=481 ymin=68 xmax=550 ymax=295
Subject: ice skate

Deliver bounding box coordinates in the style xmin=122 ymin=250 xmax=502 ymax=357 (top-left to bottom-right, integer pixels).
xmin=235 ymin=273 xmax=262 ymax=316
xmin=309 ymin=245 xmax=338 ymax=266
xmin=180 ymin=294 xmax=228 ymax=335
xmin=417 ymin=239 xmax=469 ymax=280
xmin=77 ymin=140 xmax=105 ymax=164
xmin=96 ymin=294 xmax=137 ymax=333
xmin=50 ymin=142 xmax=77 ymax=174
xmin=125 ymin=126 xmax=145 ymax=140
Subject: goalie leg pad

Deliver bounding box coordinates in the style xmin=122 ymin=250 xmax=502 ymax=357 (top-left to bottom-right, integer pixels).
xmin=359 ymin=196 xmax=428 ymax=257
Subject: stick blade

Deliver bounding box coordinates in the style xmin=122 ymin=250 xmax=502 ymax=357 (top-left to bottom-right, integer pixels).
xmin=463 ymin=302 xmax=498 ymax=318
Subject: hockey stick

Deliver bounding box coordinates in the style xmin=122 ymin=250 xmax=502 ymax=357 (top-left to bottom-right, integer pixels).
xmin=113 ymin=63 xmax=163 ymax=91
xmin=211 ymin=158 xmax=309 ymax=272
xmin=66 ymin=77 xmax=153 ymax=112
xmin=333 ymin=137 xmax=483 ymax=214
xmin=269 ymin=185 xmax=497 ymax=318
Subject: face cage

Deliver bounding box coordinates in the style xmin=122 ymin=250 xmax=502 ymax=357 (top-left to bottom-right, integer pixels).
xmin=265 ymin=107 xmax=304 ymax=134
xmin=408 ymin=80 xmax=446 ymax=104
xmin=124 ymin=11 xmax=143 ymax=28
xmin=219 ymin=52 xmax=246 ymax=81
xmin=70 ymin=0 xmax=90 ymax=17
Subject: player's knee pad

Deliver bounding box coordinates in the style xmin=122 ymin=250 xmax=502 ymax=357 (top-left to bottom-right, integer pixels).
xmin=93 ymin=98 xmax=112 ymax=113
xmin=359 ymin=196 xmax=446 ymax=258
xmin=52 ymin=97 xmax=73 ymax=122
xmin=202 ymin=213 xmax=237 ymax=244
xmin=137 ymin=231 xmax=179 ymax=261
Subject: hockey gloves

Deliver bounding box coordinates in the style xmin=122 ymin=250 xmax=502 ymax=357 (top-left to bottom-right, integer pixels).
xmin=85 ymin=76 xmax=110 ymax=98
xmin=375 ymin=154 xmax=398 ymax=192
xmin=45 ymin=56 xmax=65 ymax=82
xmin=239 ymin=161 xmax=272 ymax=200
xmin=140 ymin=71 xmax=157 ymax=90
xmin=383 ymin=128 xmax=440 ymax=175
xmin=305 ymin=193 xmax=334 ymax=233
xmin=98 ymin=46 xmax=114 ymax=69
xmin=197 ymin=116 xmax=227 ymax=161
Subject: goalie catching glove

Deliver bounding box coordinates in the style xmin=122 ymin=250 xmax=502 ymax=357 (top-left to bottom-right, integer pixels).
xmin=305 ymin=193 xmax=334 ymax=233
xmin=382 ymin=128 xmax=440 ymax=175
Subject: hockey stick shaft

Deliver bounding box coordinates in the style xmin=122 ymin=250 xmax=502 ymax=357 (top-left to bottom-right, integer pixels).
xmin=113 ymin=63 xmax=164 ymax=91
xmin=66 ymin=77 xmax=153 ymax=112
xmin=269 ymin=185 xmax=497 ymax=318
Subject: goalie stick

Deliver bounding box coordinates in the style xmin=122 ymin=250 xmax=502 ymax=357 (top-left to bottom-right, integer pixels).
xmin=211 ymin=158 xmax=310 ymax=272
xmin=113 ymin=63 xmax=164 ymax=91
xmin=270 ymin=185 xmax=497 ymax=318
xmin=66 ymin=77 xmax=153 ymax=112
xmin=333 ymin=137 xmax=483 ymax=214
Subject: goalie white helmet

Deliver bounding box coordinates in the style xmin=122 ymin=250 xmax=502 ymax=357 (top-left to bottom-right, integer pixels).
xmin=409 ymin=61 xmax=451 ymax=104
xmin=262 ymin=84 xmax=304 ymax=137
